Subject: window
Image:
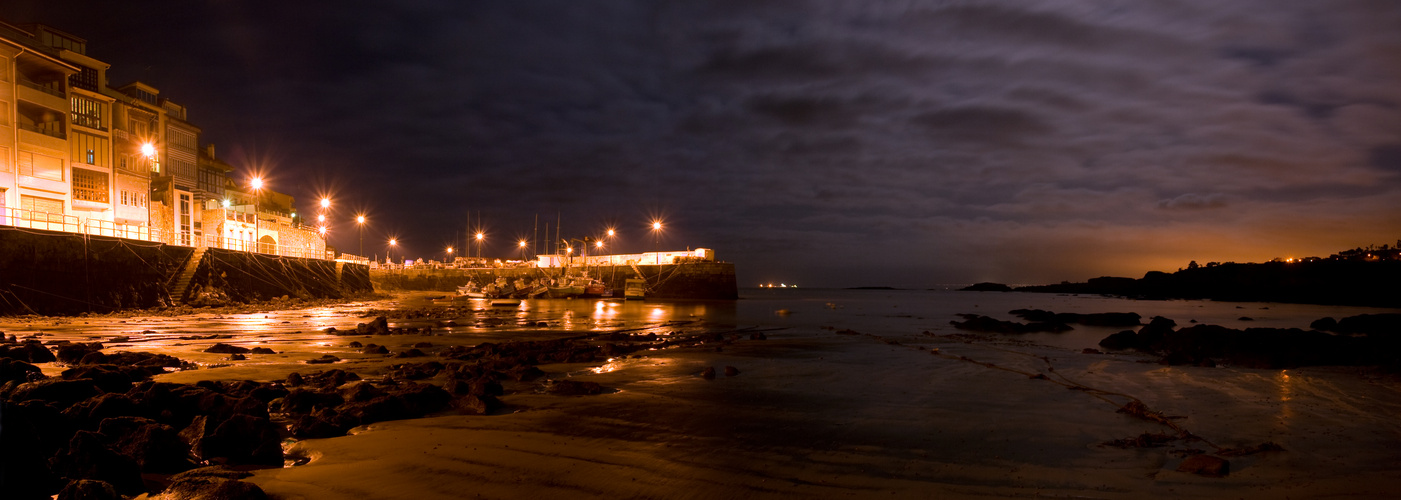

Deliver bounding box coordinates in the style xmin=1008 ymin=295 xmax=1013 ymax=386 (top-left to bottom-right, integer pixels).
xmin=71 ymin=95 xmax=104 ymax=129
xmin=18 ymin=151 xmax=64 ymax=181
xmin=0 ymin=100 xmax=8 ymax=126
xmin=68 ymin=66 xmax=99 ymax=92
xmin=71 ymin=168 xmax=109 ymax=203
xmin=168 ymin=127 xmax=197 ymax=149
xmin=0 ymin=146 xmax=9 ymax=173
xmin=21 ymin=194 xmax=64 ymax=215
xmin=69 ymin=132 xmax=109 ymax=168
xmin=0 ymin=56 xmax=7 ymax=81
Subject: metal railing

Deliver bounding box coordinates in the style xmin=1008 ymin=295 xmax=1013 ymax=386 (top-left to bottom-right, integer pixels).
xmin=0 ymin=207 xmax=329 ymax=260
xmin=17 ymin=122 xmax=66 ymax=140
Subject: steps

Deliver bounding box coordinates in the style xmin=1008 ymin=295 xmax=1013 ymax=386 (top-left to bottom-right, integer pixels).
xmin=168 ymin=247 xmax=207 ymax=305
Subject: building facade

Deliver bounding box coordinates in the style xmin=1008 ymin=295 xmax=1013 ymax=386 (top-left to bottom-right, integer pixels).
xmin=0 ymin=19 xmax=325 ymax=260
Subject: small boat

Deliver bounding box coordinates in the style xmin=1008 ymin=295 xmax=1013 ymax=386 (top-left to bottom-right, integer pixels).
xmin=490 ymin=298 xmax=522 ymax=307
xmin=456 ymin=283 xmax=489 ymax=299
xmin=624 ymin=279 xmax=646 ymax=300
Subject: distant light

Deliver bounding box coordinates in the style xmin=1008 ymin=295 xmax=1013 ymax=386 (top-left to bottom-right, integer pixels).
xmin=317 ymin=226 xmax=326 ymax=235
xmin=320 ymin=198 xmax=331 ymax=209
xmin=447 ymin=247 xmax=453 ymax=254
xmin=356 ymin=215 xmax=366 ymax=224
xmin=652 ymin=221 xmax=662 ymax=230
xmin=518 ymin=240 xmax=527 ymax=248
xmin=596 ymin=241 xmax=604 ymax=248
xmin=607 ymin=228 xmax=615 ymax=237
xmin=389 ymin=238 xmax=397 ymax=246
xmin=566 ymin=247 xmax=573 ymax=253
xmin=221 ymin=199 xmax=230 ymax=208
xmin=250 ymin=177 xmax=263 ymax=190
xmin=317 ymin=214 xmax=325 ymax=222
xmin=290 ymin=212 xmax=296 ymax=218
xmin=139 ymin=143 xmax=156 ymax=158
xmin=475 ymin=232 xmax=484 ymax=241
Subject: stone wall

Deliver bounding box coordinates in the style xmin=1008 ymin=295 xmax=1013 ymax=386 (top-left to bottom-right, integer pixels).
xmin=0 ymin=226 xmax=191 ymax=315
xmin=186 ymin=248 xmax=372 ymax=303
xmin=371 ymin=262 xmax=738 ymax=300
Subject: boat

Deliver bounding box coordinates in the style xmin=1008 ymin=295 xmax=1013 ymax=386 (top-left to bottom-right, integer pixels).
xmin=490 ymin=298 xmax=522 ymax=307
xmin=624 ymin=278 xmax=646 ymax=300
xmin=456 ymin=284 xmax=489 ymax=299
xmin=583 ymin=280 xmax=609 ymax=298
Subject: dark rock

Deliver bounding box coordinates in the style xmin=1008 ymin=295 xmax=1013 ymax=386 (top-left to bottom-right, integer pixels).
xmin=1238 ymin=316 xmax=1254 ymax=321
xmin=1177 ymin=454 xmax=1229 ymax=477
xmin=203 ymin=343 xmax=250 ymax=354
xmin=289 ymin=413 xmax=347 ymax=439
xmin=1136 ymin=316 xmax=1178 ymax=350
xmin=229 ymin=354 xmax=246 ymax=361
xmin=451 ymin=394 xmax=501 ymax=415
xmin=749 ymin=332 xmax=767 ymax=340
xmin=278 ymin=388 xmax=345 ymax=414
xmin=56 ymin=479 xmax=121 ymax=500
xmin=301 ymin=369 xmax=360 ymax=389
xmin=63 ymin=393 xmax=139 ymax=429
xmin=61 ymin=364 xmax=164 ymax=393
xmin=394 ymin=348 xmax=427 ymax=358
xmin=0 ymin=357 xmax=43 ymax=384
xmin=0 ymin=340 xmax=57 ymax=363
xmin=98 ymin=416 xmax=194 ymax=473
xmin=701 ymin=367 xmax=716 ymax=379
xmin=78 ymin=351 xmax=185 ymax=368
xmin=306 ymin=354 xmax=341 ymax=364
xmin=1081 ymin=348 xmax=1103 ymax=354
xmin=1 ymin=400 xmax=66 ymax=498
xmin=49 ymin=430 xmax=145 ymax=495
xmin=347 ymin=341 xmax=364 ymax=348
xmin=285 ymin=372 xmax=305 ymax=387
xmin=56 ymin=342 xmax=105 ymax=364
xmin=342 ymin=382 xmax=383 ymax=403
xmin=413 ymin=342 xmax=433 ymax=348
xmin=498 ymin=365 xmax=545 ymax=382
xmin=198 ymin=414 xmax=284 ymax=466
xmin=160 ymin=467 xmax=269 ymax=500
xmin=249 ymin=347 xmax=277 ymax=355
xmin=724 ymin=366 xmax=740 ymax=376
xmin=390 ymin=361 xmax=444 ymax=380
xmin=549 ymin=379 xmax=605 ymax=395
xmin=1098 ymin=330 xmax=1141 ymax=350
xmin=1332 ymin=313 xmax=1401 ymax=335
xmin=961 ymin=282 xmax=1013 ymax=292
xmin=362 ymin=345 xmax=389 ymax=355
xmin=1009 ymin=309 xmax=1142 ymax=327
xmin=11 ymin=378 xmax=101 ymax=405
xmin=356 ymin=316 xmax=391 ymax=335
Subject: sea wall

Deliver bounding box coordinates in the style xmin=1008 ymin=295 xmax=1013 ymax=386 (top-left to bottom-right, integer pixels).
xmin=0 ymin=226 xmax=190 ymax=315
xmin=186 ymin=249 xmax=373 ymax=303
xmin=371 ymin=262 xmax=739 ymax=300
xmin=0 ymin=226 xmax=372 ymax=315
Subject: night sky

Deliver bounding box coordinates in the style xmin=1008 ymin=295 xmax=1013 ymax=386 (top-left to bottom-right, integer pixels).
xmin=5 ymin=1 xmax=1400 ymax=287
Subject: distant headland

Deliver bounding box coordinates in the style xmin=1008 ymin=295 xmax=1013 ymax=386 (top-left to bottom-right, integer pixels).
xmin=963 ymin=241 xmax=1401 ymax=308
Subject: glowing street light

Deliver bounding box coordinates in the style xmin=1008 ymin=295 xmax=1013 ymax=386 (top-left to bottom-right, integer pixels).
xmin=320 ymin=197 xmax=331 ymax=209
xmin=474 ymin=231 xmax=484 ymax=258
xmin=317 ymin=214 xmax=326 ymax=223
xmin=650 ymin=220 xmax=664 ymax=264
xmin=388 ymin=238 xmax=397 ymax=266
xmin=250 ymin=177 xmax=265 ymax=253
xmin=356 ymin=215 xmax=366 ymax=257
xmin=518 ymin=239 xmax=527 ymax=261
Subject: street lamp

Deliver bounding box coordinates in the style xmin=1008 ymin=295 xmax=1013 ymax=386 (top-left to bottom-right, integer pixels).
xmin=388 ymin=238 xmax=397 ymax=266
xmin=474 ymin=232 xmax=484 ymax=259
xmin=518 ymin=239 xmax=527 ymax=262
xmin=250 ymin=177 xmax=264 ymax=254
xmin=320 ymin=197 xmax=330 ymax=210
xmin=650 ymin=220 xmax=663 ymax=264
xmin=356 ymin=214 xmax=366 ymax=257
xmin=446 ymin=246 xmax=454 ymax=264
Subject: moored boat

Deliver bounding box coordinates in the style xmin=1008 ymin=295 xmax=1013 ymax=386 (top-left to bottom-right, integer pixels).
xmin=624 ymin=278 xmax=646 ymax=300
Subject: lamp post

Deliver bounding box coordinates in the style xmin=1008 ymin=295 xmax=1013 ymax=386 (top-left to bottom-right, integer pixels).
xmin=518 ymin=239 xmax=527 ymax=262
xmin=388 ymin=238 xmax=397 ymax=267
xmin=446 ymin=246 xmax=453 ymax=265
xmin=250 ymin=177 xmax=264 ymax=254
xmin=474 ymin=232 xmax=484 ymax=259
xmin=356 ymin=215 xmax=366 ymax=258
xmin=140 ymin=143 xmax=157 ymax=241
xmin=650 ymin=221 xmax=663 ymax=264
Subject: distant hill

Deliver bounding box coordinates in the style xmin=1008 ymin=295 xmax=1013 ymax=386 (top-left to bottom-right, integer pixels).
xmin=1012 ymin=260 xmax=1401 ymax=307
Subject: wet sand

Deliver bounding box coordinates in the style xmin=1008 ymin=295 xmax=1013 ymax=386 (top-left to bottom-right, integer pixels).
xmin=7 ymin=290 xmax=1400 ymax=498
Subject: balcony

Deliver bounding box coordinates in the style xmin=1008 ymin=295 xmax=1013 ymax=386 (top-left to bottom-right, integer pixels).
xmin=19 ymin=77 xmax=65 ymax=98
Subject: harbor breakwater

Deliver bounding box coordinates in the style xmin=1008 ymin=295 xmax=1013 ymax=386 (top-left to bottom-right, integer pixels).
xmin=0 ymin=227 xmax=371 ymax=315
xmin=371 ymin=262 xmax=738 ymax=300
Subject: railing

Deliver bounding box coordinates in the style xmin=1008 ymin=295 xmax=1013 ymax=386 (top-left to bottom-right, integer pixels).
xmin=18 ymin=77 xmax=65 ymax=98
xmin=0 ymin=207 xmax=330 ymax=260
xmin=18 ymin=122 xmax=66 ymax=140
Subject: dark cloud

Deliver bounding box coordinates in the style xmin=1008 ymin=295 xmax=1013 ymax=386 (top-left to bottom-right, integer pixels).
xmin=5 ymin=1 xmax=1401 ymax=285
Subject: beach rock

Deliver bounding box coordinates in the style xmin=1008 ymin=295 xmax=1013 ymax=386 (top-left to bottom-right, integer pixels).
xmin=49 ymin=430 xmax=146 ymax=495
xmin=395 ymin=348 xmax=427 ymax=358
xmin=0 ymin=340 xmax=57 ymax=363
xmin=98 ymin=417 xmax=194 ymax=473
xmin=390 ymin=361 xmax=444 ymax=380
xmin=248 ymin=347 xmax=274 ymax=355
xmin=10 ymin=378 xmax=101 ymax=405
xmin=1098 ymin=330 xmax=1141 ymax=350
xmin=306 ymin=354 xmax=341 ymax=364
xmin=1332 ymin=313 xmax=1401 ymax=335
xmin=56 ymin=479 xmax=121 ymax=500
xmin=1010 ymin=309 xmax=1142 ymax=327
xmin=750 ymin=332 xmax=767 ymax=340
xmin=961 ymin=282 xmax=1012 ymax=292
xmin=302 ymin=369 xmax=360 ymax=389
xmin=701 ymin=366 xmax=716 ymax=379
xmin=356 ymin=316 xmax=391 ymax=335
xmin=278 ymin=388 xmax=345 ymax=413
xmin=348 ymin=341 xmax=364 ymax=348
xmin=197 ymin=414 xmax=284 ymax=466
xmin=157 ymin=467 xmax=269 ymax=500
xmin=724 ymin=366 xmax=740 ymax=376
xmin=1136 ymin=316 xmax=1178 ymax=350
xmin=550 ymin=379 xmax=604 ymax=395
xmin=56 ymin=342 xmax=105 ymax=364
xmin=1310 ymin=317 xmax=1339 ymax=331
xmin=951 ymin=314 xmax=1072 ymax=334
xmin=0 ymin=400 xmax=66 ymax=498
xmin=63 ymin=393 xmax=139 ymax=429
xmin=0 ymin=357 xmax=43 ymax=384
xmin=63 ymin=364 xmax=165 ymax=393
xmin=289 ymin=413 xmax=347 ymax=439
xmin=229 ymin=354 xmax=246 ymax=361
xmin=342 ymin=382 xmax=383 ymax=403
xmin=452 ymin=394 xmax=502 ymax=415
xmin=498 ymin=365 xmax=544 ymax=382
xmin=203 ymin=343 xmax=250 ymax=354
xmin=79 ymin=351 xmax=186 ymax=368
xmin=1177 ymin=454 xmax=1229 ymax=477
xmin=362 ymin=345 xmax=389 ymax=355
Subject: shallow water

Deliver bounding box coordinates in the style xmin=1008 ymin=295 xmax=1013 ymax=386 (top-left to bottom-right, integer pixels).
xmin=8 ymin=289 xmax=1401 ymax=498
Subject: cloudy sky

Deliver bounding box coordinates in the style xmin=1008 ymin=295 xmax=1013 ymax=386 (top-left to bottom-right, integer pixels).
xmin=6 ymin=1 xmax=1400 ymax=287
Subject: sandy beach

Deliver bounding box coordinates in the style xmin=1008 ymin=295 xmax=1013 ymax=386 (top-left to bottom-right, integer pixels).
xmin=5 ymin=289 xmax=1400 ymax=499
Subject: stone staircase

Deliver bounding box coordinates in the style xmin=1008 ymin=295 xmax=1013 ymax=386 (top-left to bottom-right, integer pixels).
xmin=168 ymin=247 xmax=207 ymax=305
